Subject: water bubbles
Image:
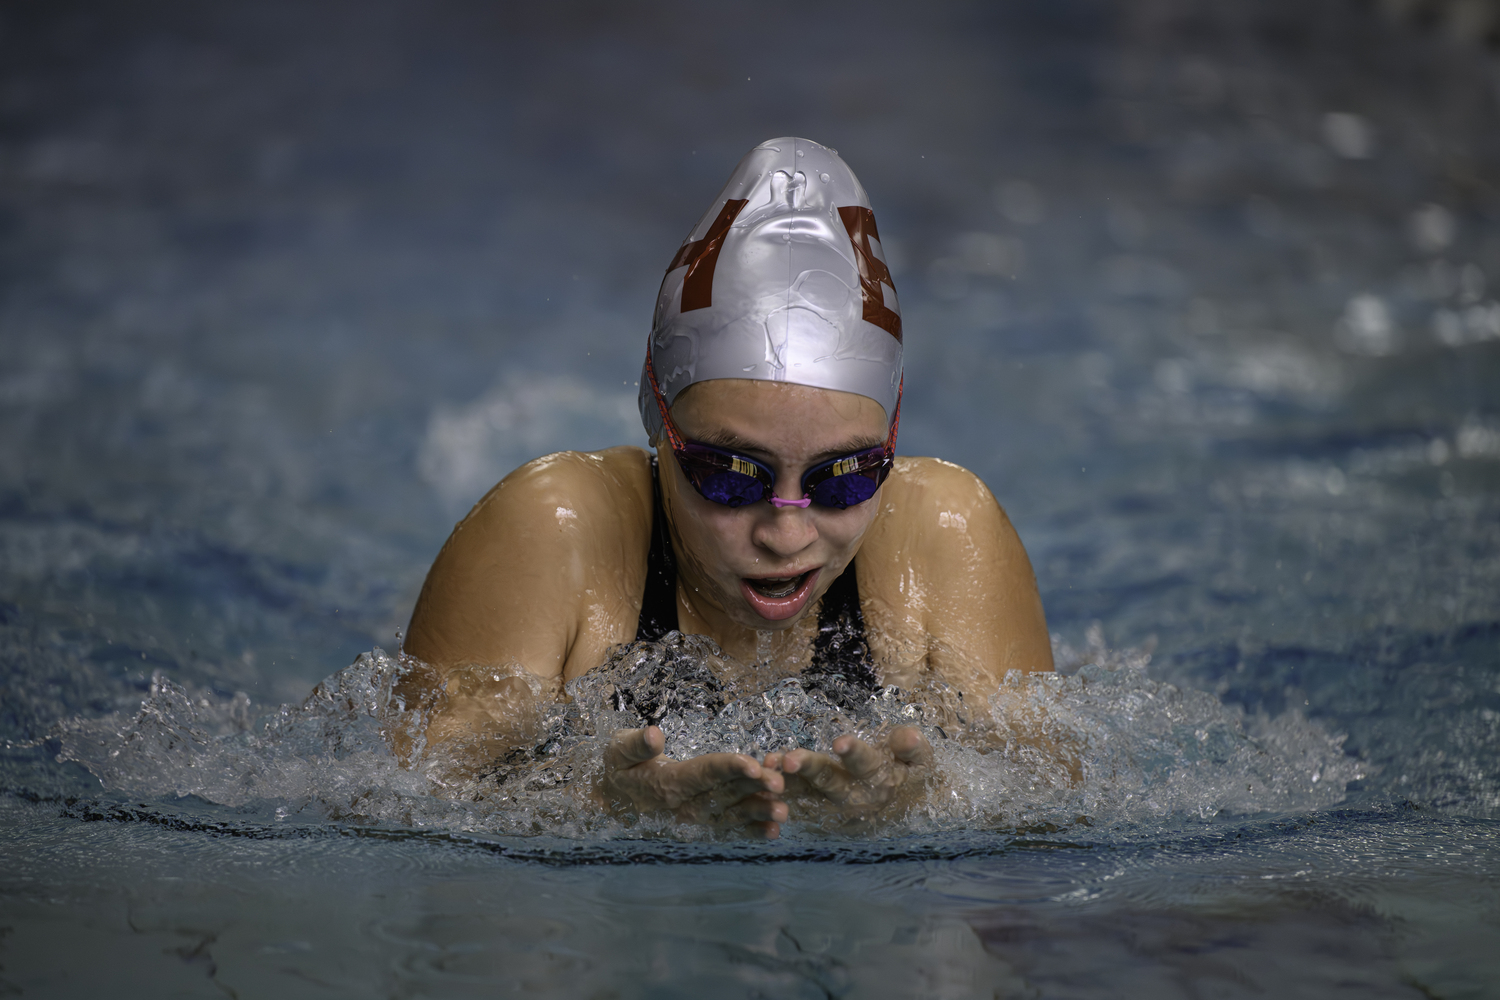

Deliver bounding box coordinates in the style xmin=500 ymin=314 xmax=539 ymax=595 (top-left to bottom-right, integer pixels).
xmin=1456 ymin=417 xmax=1500 ymax=459
xmin=1409 ymin=203 xmax=1456 ymax=254
xmin=50 ymin=632 xmax=1367 ymax=840
xmin=1433 ymin=301 xmax=1500 ymax=347
xmin=1322 ymin=112 xmax=1374 ymax=159
xmin=1334 ymin=294 xmax=1397 ymax=355
xmin=1467 ymin=302 xmax=1500 ymax=338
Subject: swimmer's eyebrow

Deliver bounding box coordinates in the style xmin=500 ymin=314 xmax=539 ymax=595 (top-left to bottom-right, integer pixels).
xmin=809 ymin=437 xmax=885 ymax=462
xmin=695 ymin=430 xmax=884 ymax=463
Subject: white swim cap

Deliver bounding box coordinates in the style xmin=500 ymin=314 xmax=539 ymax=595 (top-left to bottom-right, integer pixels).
xmin=639 ymin=137 xmax=904 ymax=441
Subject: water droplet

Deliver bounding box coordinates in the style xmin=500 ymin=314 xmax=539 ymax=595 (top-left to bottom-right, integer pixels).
xmin=796 ymin=149 xmax=804 ymax=157
xmin=742 ymin=365 xmax=755 ymax=372
xmin=819 ymin=172 xmax=830 ymax=183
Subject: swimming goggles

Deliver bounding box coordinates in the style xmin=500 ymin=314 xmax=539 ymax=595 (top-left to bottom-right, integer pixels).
xmin=644 ymin=351 xmax=901 ymax=510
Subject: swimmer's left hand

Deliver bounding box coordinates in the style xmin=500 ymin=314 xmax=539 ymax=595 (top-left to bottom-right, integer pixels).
xmin=764 ymin=726 xmax=933 ymax=816
xmin=598 ymin=726 xmax=788 ymax=839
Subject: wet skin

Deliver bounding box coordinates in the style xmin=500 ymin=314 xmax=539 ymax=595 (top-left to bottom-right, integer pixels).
xmin=659 ymin=379 xmax=889 ymax=658
xmin=405 ymin=379 xmax=1054 ymax=837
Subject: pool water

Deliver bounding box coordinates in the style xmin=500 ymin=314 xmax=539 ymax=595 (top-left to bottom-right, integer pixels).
xmin=2 ymin=0 xmax=1498 ymax=996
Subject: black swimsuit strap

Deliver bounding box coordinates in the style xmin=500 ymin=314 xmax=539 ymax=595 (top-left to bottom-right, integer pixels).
xmin=635 ymin=456 xmax=680 ymax=642
xmin=633 ymin=457 xmax=878 ymax=693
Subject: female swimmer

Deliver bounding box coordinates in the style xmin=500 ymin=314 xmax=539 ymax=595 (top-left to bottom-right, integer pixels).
xmin=403 ymin=138 xmax=1053 ymax=837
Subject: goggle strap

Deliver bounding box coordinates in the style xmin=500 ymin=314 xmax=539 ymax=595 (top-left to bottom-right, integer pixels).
xmin=644 ymin=349 xmax=687 ymax=453
xmin=885 ymin=374 xmax=903 ymax=454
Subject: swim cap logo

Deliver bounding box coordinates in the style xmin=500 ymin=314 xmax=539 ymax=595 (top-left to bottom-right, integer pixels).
xmin=667 ymin=198 xmax=749 ymax=312
xmin=837 ymin=206 xmax=903 ymax=343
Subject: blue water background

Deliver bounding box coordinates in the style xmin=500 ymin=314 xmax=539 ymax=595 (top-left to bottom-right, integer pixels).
xmin=2 ymin=0 xmax=1498 ymax=995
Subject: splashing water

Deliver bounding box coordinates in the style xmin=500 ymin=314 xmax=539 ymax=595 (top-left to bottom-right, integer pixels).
xmin=52 ymin=629 xmax=1364 ymax=841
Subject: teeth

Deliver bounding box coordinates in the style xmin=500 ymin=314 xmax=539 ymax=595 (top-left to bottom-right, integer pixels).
xmin=751 ymin=575 xmax=800 ymax=598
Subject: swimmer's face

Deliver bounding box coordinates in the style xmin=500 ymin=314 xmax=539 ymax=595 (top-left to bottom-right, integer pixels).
xmin=660 ymin=378 xmax=889 ymax=632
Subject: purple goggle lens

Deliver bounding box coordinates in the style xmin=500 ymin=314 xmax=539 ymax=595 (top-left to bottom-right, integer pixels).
xmin=677 ymin=443 xmax=774 ymax=507
xmin=674 ymin=442 xmax=891 ymax=510
xmin=802 ymin=447 xmax=891 ymax=509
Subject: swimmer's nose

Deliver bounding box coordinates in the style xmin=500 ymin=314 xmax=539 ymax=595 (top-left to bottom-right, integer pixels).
xmin=752 ymin=501 xmax=818 ymax=555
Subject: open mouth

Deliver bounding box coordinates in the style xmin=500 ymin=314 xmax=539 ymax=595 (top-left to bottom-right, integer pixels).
xmin=740 ymin=569 xmax=820 ymax=622
xmin=747 ymin=574 xmax=806 ymax=599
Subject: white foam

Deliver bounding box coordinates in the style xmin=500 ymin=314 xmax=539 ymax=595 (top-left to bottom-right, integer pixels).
xmin=54 ymin=629 xmax=1368 ymax=840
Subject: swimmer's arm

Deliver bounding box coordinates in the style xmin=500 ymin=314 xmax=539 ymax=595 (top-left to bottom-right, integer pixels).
xmin=904 ymin=461 xmax=1084 ymax=781
xmin=909 ymin=459 xmax=1053 ymax=698
xmin=403 ymin=448 xmax=651 ymax=723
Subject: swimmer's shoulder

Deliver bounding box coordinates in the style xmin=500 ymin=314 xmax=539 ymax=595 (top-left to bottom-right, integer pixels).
xmin=868 ymin=456 xmax=1013 ymax=549
xmin=405 ymin=446 xmax=654 ymax=671
xmin=861 ymin=456 xmax=1052 ymax=676
xmin=458 ymin=445 xmax=653 ymax=538
xmin=433 ymin=445 xmax=654 ymax=589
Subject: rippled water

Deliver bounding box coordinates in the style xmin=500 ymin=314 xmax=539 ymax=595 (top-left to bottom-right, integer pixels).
xmin=3 ymin=0 xmax=1499 ymax=996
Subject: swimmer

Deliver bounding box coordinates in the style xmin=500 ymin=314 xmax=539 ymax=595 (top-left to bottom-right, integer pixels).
xmin=403 ymin=138 xmax=1053 ymax=838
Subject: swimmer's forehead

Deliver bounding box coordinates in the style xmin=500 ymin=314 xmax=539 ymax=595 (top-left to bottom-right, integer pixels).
xmin=672 ymin=379 xmax=886 ymax=458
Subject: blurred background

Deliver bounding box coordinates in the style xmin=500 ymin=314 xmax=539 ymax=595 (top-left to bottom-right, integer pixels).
xmin=1 ymin=0 xmax=1497 ymax=735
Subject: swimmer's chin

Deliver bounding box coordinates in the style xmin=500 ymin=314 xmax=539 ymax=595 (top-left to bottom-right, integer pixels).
xmin=739 ymin=569 xmax=820 ymax=622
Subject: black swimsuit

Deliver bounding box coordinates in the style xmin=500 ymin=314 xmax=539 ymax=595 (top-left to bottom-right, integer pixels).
xmin=635 ymin=458 xmax=881 ymax=696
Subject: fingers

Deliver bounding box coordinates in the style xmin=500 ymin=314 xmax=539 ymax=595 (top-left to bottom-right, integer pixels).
xmin=780 ymin=749 xmax=851 ymax=801
xmin=603 ymin=726 xmax=665 ymax=771
xmin=888 ymin=726 xmax=934 ymax=768
xmin=778 ymin=747 xmax=835 ymax=779
xmin=769 ymin=729 xmax=934 ymax=809
xmin=830 ymin=728 xmax=933 ymax=774
xmin=668 ymin=752 xmax=784 ymax=803
xmin=726 ymin=791 xmax=788 ymax=825
xmin=607 ymin=728 xmax=931 ymax=827
xmin=831 ymin=735 xmax=888 ymax=781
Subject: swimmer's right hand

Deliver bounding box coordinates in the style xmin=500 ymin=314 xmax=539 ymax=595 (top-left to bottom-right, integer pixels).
xmin=597 ymin=726 xmax=788 ymax=839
